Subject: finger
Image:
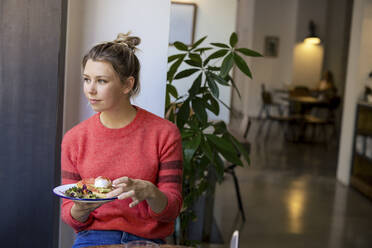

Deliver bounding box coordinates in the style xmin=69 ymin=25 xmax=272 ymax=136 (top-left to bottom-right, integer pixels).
xmin=106 ymin=187 xmax=125 ymax=198
xmin=113 ymin=176 xmax=132 ymax=187
xmin=129 ymin=198 xmax=140 ymax=208
xmin=117 ymin=190 xmax=135 ymax=200
xmin=112 ymin=183 xmax=129 ymax=190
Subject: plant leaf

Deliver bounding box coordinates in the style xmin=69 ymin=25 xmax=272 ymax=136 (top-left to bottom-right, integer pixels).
xmin=168 ymin=53 xmax=186 ymax=63
xmin=220 ymin=53 xmax=234 ymax=78
xmin=219 ymin=149 xmax=242 ymax=165
xmin=177 ymin=100 xmax=190 ymax=128
xmin=205 ymin=134 xmax=235 ymax=152
xmin=200 ymin=136 xmax=214 ymax=163
xmin=189 ymin=53 xmax=202 ymax=67
xmin=215 ymin=97 xmax=231 ymax=111
xmin=236 ymin=48 xmax=263 ymax=57
xmin=174 ymin=68 xmax=200 ymax=80
xmin=225 ymin=74 xmax=241 ymax=98
xmin=173 ymin=41 xmax=189 ymax=51
xmin=207 ymin=66 xmax=220 ymax=71
xmin=184 ymin=59 xmax=201 ymax=67
xmin=229 ymin=32 xmax=238 ymax=47
xmin=205 ymin=135 xmax=242 ymax=165
xmin=183 ymin=133 xmax=202 ymax=163
xmin=204 ymin=94 xmax=220 ymax=115
xmin=210 ymin=42 xmax=230 ymax=48
xmin=208 ymin=72 xmax=229 ymax=86
xmin=204 ymin=49 xmax=229 ymax=66
xmin=191 ymin=36 xmax=207 ymax=50
xmin=213 ymin=153 xmax=225 ymax=182
xmin=167 ymin=56 xmax=185 ymax=82
xmin=166 ymin=84 xmax=178 ymax=98
xmin=194 ymin=47 xmax=213 ymax=53
xmin=181 ymin=129 xmax=194 ymax=139
xmin=188 ymin=73 xmax=202 ymax=97
xmin=229 ymin=134 xmax=250 ymax=164
xmin=233 ymin=53 xmax=252 ymax=78
xmin=189 ymin=115 xmax=200 ymax=130
xmin=206 ymin=74 xmax=219 ymax=98
xmin=192 ymin=97 xmax=208 ymax=123
xmin=165 ymin=91 xmax=170 ymax=108
xmin=213 ymin=121 xmax=228 ymax=135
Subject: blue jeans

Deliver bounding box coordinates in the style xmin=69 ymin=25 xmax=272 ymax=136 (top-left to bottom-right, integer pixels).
xmin=72 ymin=230 xmax=165 ymax=248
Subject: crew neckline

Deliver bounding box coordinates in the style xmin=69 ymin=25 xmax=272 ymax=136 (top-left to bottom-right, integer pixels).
xmin=93 ymin=105 xmax=144 ymax=137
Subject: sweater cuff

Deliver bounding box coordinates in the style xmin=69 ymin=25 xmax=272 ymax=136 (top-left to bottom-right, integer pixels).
xmin=65 ymin=204 xmax=94 ymax=232
xmin=147 ymin=191 xmax=180 ymax=222
xmin=70 ymin=213 xmax=94 ymax=232
xmin=148 ymin=197 xmax=171 ymax=218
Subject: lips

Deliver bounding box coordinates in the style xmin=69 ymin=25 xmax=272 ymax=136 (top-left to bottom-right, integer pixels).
xmin=89 ymin=99 xmax=101 ymax=104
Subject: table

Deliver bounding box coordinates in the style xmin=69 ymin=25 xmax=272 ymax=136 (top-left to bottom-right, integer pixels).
xmin=281 ymin=95 xmax=330 ymax=117
xmin=281 ymin=96 xmax=331 ymax=142
xmin=282 ymin=95 xmax=329 ymax=108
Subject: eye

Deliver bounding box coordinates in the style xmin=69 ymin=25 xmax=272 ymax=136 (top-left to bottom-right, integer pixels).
xmin=98 ymin=79 xmax=107 ymax=84
xmin=83 ymin=77 xmax=90 ymax=84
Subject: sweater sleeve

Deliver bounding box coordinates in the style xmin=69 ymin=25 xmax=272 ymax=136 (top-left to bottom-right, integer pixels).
xmin=148 ymin=125 xmax=183 ymax=222
xmin=60 ymin=132 xmax=94 ymax=232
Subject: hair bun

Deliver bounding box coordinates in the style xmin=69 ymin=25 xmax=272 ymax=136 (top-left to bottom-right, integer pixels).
xmin=114 ymin=32 xmax=141 ymax=50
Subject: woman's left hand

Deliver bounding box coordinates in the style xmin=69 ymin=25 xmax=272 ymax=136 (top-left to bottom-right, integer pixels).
xmin=106 ymin=176 xmax=157 ymax=208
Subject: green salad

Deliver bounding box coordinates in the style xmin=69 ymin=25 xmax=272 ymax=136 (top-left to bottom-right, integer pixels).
xmin=64 ymin=185 xmax=99 ymax=199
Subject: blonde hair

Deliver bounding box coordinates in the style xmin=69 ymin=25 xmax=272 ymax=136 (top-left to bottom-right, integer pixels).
xmin=82 ymin=32 xmax=141 ymax=97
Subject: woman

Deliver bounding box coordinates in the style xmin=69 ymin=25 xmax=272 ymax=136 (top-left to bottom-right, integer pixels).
xmin=316 ymin=70 xmax=337 ymax=100
xmin=61 ymin=33 xmax=183 ymax=247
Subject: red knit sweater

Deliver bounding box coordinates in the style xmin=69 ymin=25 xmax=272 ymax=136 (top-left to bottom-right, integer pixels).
xmin=61 ymin=106 xmax=183 ymax=239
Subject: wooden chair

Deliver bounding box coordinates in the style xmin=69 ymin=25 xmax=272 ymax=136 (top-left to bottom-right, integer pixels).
xmin=290 ymin=86 xmax=311 ymax=97
xmin=257 ymin=85 xmax=301 ymax=140
xmin=257 ymin=84 xmax=298 ymax=139
xmin=303 ymin=95 xmax=341 ymax=142
xmin=258 ymin=84 xmax=284 ymax=119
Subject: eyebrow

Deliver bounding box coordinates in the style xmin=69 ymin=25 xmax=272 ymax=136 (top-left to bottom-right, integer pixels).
xmin=82 ymin=74 xmax=110 ymax=79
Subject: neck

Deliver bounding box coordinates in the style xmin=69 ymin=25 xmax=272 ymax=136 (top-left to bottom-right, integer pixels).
xmin=100 ymin=100 xmax=137 ymax=129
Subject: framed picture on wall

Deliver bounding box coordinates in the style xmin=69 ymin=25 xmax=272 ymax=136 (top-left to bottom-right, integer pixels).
xmin=264 ymin=36 xmax=279 ymax=57
xmin=169 ymin=2 xmax=197 ymax=46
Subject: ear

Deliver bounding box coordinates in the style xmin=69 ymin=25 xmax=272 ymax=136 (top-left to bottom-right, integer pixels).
xmin=122 ymin=76 xmax=135 ymax=94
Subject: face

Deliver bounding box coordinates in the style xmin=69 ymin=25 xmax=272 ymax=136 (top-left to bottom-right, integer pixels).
xmin=83 ymin=59 xmax=132 ymax=113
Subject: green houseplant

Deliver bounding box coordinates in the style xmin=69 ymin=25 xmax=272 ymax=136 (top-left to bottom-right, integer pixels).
xmin=165 ymin=33 xmax=262 ymax=244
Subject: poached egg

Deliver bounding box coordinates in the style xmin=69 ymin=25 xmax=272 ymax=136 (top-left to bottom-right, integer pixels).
xmin=94 ymin=176 xmax=112 ymax=188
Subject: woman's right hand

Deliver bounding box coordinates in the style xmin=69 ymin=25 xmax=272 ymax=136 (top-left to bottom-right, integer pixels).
xmin=70 ymin=201 xmax=107 ymax=223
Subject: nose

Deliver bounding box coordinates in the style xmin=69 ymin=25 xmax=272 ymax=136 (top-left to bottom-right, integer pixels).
xmin=87 ymin=82 xmax=97 ymax=95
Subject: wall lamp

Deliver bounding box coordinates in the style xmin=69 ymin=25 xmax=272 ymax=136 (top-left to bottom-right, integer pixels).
xmin=304 ymin=20 xmax=321 ymax=45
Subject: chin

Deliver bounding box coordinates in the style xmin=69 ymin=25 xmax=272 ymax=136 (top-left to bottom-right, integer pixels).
xmin=90 ymin=107 xmax=100 ymax=112
xmin=90 ymin=105 xmax=105 ymax=112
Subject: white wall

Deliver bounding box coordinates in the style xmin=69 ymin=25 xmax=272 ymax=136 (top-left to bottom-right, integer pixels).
xmin=295 ymin=0 xmax=328 ymax=43
xmin=323 ymin=0 xmax=353 ymax=97
xmin=231 ymin=0 xmax=256 ymax=124
xmin=292 ymin=43 xmax=324 ymax=88
xmin=337 ymin=0 xmax=372 ymax=185
xmin=63 ymin=0 xmax=171 ymax=132
xmin=168 ymin=0 xmax=238 ymax=123
xmin=292 ymin=0 xmax=327 ymax=88
xmin=60 ymin=0 xmax=171 ymax=247
xmin=233 ymin=0 xmax=341 ymax=117
xmin=241 ymin=0 xmax=298 ymax=117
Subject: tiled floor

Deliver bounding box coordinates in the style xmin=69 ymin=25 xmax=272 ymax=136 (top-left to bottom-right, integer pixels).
xmin=208 ymin=119 xmax=372 ymax=248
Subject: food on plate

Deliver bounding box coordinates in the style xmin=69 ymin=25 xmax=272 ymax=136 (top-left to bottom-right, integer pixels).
xmin=64 ymin=176 xmax=114 ymax=199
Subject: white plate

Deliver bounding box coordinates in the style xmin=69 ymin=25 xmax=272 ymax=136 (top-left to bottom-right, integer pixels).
xmin=53 ymin=183 xmax=117 ymax=203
